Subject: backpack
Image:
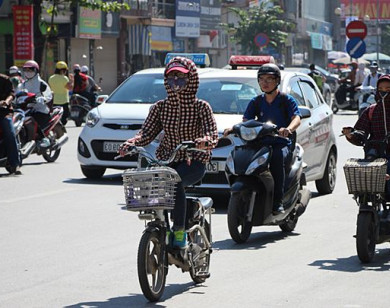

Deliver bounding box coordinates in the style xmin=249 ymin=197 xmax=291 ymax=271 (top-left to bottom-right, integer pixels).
xmin=254 ymin=92 xmax=297 ymax=150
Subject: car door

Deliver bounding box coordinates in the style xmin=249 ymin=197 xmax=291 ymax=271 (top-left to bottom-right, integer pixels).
xmin=298 ymin=77 xmax=333 ymax=179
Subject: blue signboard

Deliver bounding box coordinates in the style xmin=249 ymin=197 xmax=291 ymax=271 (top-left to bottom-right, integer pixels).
xmin=346 ymin=37 xmax=366 ymax=59
xmin=176 ymin=0 xmax=200 ymax=37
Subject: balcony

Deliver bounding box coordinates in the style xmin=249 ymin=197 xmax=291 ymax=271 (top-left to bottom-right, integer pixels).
xmin=151 ymin=2 xmax=175 ymax=20
xmin=122 ymin=0 xmax=152 ymax=18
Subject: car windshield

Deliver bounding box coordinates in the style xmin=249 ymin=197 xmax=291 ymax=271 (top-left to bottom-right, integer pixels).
xmin=107 ymin=74 xmax=166 ymax=104
xmin=198 ymin=78 xmax=261 ymax=114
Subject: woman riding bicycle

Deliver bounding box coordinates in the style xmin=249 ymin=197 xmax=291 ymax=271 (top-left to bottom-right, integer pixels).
xmin=119 ymin=57 xmax=218 ymax=249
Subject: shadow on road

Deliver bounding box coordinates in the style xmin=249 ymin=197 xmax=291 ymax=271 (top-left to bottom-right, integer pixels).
xmin=64 ymin=282 xmax=205 ymax=307
xmin=63 ymin=174 xmax=123 ymax=186
xmin=309 ymin=250 xmax=390 ymax=272
xmin=213 ymin=230 xmax=299 ymax=251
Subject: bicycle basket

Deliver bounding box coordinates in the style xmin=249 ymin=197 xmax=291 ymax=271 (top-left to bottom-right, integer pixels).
xmin=343 ymin=158 xmax=388 ymax=194
xmin=122 ymin=166 xmax=181 ymax=211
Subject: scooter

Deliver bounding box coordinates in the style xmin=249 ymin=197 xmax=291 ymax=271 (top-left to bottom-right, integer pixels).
xmin=69 ymin=93 xmax=92 ymax=127
xmin=357 ymin=85 xmax=376 ymax=117
xmin=14 ymin=92 xmax=68 ymax=163
xmin=344 ymin=130 xmax=390 ymax=263
xmin=333 ymin=80 xmax=359 ymax=114
xmin=225 ymin=120 xmax=311 ymax=243
xmin=0 ymin=107 xmax=25 ymax=173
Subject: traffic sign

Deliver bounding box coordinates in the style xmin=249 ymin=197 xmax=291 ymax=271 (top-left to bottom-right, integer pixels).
xmin=254 ymin=33 xmax=269 ymax=48
xmin=346 ymin=37 xmax=366 ymax=58
xmin=346 ymin=20 xmax=367 ymax=39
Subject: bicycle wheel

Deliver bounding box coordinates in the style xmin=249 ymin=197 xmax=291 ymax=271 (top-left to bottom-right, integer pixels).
xmin=137 ymin=231 xmax=167 ymax=302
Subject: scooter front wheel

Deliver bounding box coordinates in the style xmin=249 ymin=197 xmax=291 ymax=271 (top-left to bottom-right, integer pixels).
xmin=356 ymin=212 xmax=376 ymax=263
xmin=137 ymin=230 xmax=167 ymax=302
xmin=227 ymin=192 xmax=253 ymax=243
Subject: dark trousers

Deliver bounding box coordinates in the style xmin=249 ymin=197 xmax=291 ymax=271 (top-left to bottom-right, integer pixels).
xmin=31 ymin=112 xmax=51 ymax=138
xmin=269 ymin=144 xmax=291 ymax=205
xmin=0 ymin=116 xmax=20 ymax=167
xmin=54 ymin=103 xmax=69 ymax=126
xmin=171 ymin=160 xmax=206 ymax=230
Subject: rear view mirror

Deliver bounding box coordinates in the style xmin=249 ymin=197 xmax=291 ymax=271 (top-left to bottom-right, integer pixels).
xmin=96 ymin=95 xmax=108 ymax=105
xmin=299 ymin=106 xmax=311 ymax=119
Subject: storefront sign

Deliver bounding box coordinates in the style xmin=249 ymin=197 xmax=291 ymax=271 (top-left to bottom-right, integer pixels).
xmin=175 ymin=0 xmax=200 ymax=37
xmin=340 ymin=0 xmax=390 ymax=20
xmin=151 ymin=26 xmax=173 ymax=51
xmin=12 ymin=5 xmax=34 ymax=66
xmin=78 ymin=6 xmax=101 ymax=39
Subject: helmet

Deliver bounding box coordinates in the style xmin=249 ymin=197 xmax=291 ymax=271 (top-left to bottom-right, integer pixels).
xmin=23 ymin=60 xmax=39 ymax=71
xmin=73 ymin=64 xmax=81 ymax=71
xmin=377 ymin=74 xmax=390 ymax=87
xmin=9 ymin=66 xmax=19 ymax=75
xmin=56 ymin=61 xmax=68 ymax=70
xmin=257 ymin=63 xmax=281 ymax=79
xmin=81 ymin=65 xmax=89 ymax=73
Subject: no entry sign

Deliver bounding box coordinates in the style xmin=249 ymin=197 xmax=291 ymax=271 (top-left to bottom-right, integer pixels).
xmin=346 ymin=20 xmax=367 ymax=39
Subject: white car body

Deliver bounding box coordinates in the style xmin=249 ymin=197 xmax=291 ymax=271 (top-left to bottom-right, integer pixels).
xmin=78 ymin=66 xmax=337 ymax=194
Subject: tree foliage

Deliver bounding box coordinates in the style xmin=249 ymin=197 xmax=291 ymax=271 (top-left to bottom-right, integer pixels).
xmin=221 ymin=2 xmax=294 ymax=55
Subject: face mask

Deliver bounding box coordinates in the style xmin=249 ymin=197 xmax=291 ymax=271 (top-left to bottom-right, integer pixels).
xmin=24 ymin=71 xmax=36 ymax=79
xmin=167 ymin=77 xmax=188 ymax=92
xmin=379 ymin=91 xmax=390 ymax=98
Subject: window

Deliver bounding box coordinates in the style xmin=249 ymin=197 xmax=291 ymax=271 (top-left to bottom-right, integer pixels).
xmin=288 ymin=80 xmax=306 ymax=106
xmin=299 ymin=80 xmax=320 ymax=109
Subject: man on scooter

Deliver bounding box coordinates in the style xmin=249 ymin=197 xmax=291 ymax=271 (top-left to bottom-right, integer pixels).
xmin=0 ymin=73 xmax=21 ymax=174
xmin=335 ymin=62 xmax=359 ymax=107
xmin=342 ymin=75 xmax=390 ymax=191
xmin=224 ymin=64 xmax=301 ymax=215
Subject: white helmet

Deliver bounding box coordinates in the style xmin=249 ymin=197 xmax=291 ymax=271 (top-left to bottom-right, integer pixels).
xmin=81 ymin=65 xmax=89 ymax=73
xmin=9 ymin=66 xmax=19 ymax=75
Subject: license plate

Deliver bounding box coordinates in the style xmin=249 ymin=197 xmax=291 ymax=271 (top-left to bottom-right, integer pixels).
xmin=206 ymin=161 xmax=219 ymax=173
xmin=103 ymin=141 xmax=122 ymax=153
xmin=71 ymin=110 xmax=79 ymax=117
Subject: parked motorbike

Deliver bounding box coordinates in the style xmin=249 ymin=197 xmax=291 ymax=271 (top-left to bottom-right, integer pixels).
xmin=0 ymin=107 xmax=25 ymax=173
xmin=357 ymin=85 xmax=376 ymax=117
xmin=69 ymin=93 xmax=92 ymax=127
xmin=344 ymin=130 xmax=390 ymax=263
xmin=333 ymin=80 xmax=360 ymax=114
xmin=14 ymin=92 xmax=68 ymax=163
xmin=118 ymin=142 xmax=213 ymax=302
xmin=225 ymin=120 xmax=311 ymax=243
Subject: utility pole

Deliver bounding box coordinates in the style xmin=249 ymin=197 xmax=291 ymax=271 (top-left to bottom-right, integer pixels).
xmin=376 ymin=0 xmax=380 ymax=67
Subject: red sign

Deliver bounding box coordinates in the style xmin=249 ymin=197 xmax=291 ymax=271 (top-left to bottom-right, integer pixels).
xmin=254 ymin=33 xmax=269 ymax=48
xmin=346 ymin=20 xmax=367 ymax=39
xmin=12 ymin=5 xmax=34 ymax=66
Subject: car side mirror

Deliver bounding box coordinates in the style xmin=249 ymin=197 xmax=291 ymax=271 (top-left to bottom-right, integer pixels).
xmin=299 ymin=106 xmax=311 ymax=119
xmin=96 ymin=95 xmax=108 ymax=105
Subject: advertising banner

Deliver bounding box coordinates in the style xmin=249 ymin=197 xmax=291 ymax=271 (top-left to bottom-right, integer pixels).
xmin=340 ymin=0 xmax=390 ymax=20
xmin=12 ymin=5 xmax=34 ymax=67
xmin=78 ymin=6 xmax=101 ymax=39
xmin=175 ymin=0 xmax=200 ymax=37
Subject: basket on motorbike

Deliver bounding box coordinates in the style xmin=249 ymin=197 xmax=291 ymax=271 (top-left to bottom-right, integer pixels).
xmin=343 ymin=158 xmax=388 ymax=194
xmin=122 ymin=166 xmax=181 ymax=211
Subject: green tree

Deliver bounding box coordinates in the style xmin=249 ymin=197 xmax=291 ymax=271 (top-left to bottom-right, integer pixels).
xmin=28 ymin=0 xmax=129 ymax=68
xmin=222 ymin=2 xmax=294 ymax=56
xmin=382 ymin=25 xmax=390 ymax=57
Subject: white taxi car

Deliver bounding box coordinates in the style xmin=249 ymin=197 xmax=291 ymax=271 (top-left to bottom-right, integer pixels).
xmin=78 ymin=54 xmax=337 ymax=195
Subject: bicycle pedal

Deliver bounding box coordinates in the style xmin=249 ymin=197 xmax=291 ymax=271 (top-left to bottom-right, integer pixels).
xmin=196 ymin=271 xmax=210 ymax=279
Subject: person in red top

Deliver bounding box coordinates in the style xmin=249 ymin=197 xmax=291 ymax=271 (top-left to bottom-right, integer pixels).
xmin=342 ymin=74 xmax=390 ymax=189
xmin=119 ymin=57 xmax=218 ymax=249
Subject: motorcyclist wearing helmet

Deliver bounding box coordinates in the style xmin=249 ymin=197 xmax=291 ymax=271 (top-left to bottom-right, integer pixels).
xmin=343 ymin=75 xmax=390 ymax=187
xmin=48 ymin=61 xmax=73 ymax=125
xmin=224 ymin=63 xmax=301 ymax=215
xmin=18 ymin=60 xmax=53 ymax=148
xmin=0 ymin=73 xmax=21 ymax=174
xmin=80 ymin=65 xmax=101 ymax=107
xmin=8 ymin=66 xmax=24 ymax=91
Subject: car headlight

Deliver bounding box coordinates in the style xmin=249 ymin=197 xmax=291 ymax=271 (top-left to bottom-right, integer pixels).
xmin=86 ymin=109 xmax=100 ymax=127
xmin=226 ymin=153 xmax=235 ymax=175
xmin=245 ymin=152 xmax=269 ymax=175
xmin=240 ymin=126 xmax=261 ymax=141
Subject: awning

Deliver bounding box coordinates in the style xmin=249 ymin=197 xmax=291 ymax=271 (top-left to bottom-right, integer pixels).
xmin=129 ymin=24 xmax=151 ymax=56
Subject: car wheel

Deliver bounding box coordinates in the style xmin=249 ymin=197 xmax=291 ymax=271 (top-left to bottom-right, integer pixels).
xmin=315 ymin=150 xmax=337 ymax=195
xmin=81 ymin=165 xmax=106 ymax=179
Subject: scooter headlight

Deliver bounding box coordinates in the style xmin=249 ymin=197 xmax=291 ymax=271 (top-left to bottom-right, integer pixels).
xmin=245 ymin=152 xmax=270 ymax=175
xmin=86 ymin=109 xmax=100 ymax=127
xmin=240 ymin=126 xmax=261 ymax=141
xmin=226 ymin=153 xmax=235 ymax=175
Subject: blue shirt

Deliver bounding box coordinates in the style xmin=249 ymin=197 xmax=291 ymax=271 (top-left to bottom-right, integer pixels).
xmin=243 ymin=92 xmax=301 ymax=145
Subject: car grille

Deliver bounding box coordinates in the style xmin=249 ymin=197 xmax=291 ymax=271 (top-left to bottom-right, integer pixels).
xmin=103 ymin=123 xmax=142 ymax=130
xmin=215 ymin=137 xmax=232 ymax=148
xmin=91 ymin=140 xmax=138 ymax=161
xmin=202 ymin=171 xmax=228 ymax=184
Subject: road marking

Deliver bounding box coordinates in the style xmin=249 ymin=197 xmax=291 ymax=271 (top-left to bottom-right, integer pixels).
xmin=0 ymin=188 xmax=78 ymax=204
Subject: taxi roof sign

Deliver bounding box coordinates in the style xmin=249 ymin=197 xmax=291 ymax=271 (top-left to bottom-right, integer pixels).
xmin=228 ymin=55 xmax=275 ymax=69
xmin=164 ymin=53 xmax=210 ymax=67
